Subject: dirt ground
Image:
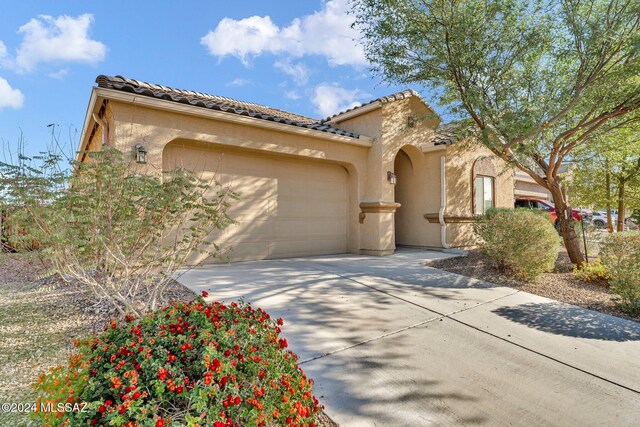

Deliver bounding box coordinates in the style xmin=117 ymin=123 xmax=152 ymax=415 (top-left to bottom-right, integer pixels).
xmin=426 ymin=249 xmax=639 ymax=323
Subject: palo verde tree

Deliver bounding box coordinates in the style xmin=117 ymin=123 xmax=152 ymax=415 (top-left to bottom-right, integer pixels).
xmin=569 ymin=122 xmax=640 ymax=231
xmin=351 ymin=0 xmax=640 ymax=265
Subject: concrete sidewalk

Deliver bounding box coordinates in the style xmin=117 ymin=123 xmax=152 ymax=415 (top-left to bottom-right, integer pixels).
xmin=177 ymin=248 xmax=640 ymax=426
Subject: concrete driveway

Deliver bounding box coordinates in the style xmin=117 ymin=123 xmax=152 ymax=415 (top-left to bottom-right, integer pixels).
xmin=177 ymin=248 xmax=640 ymax=426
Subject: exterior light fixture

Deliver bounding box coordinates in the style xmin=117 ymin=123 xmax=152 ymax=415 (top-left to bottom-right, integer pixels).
xmin=407 ymin=115 xmax=417 ymax=128
xmin=134 ymin=144 xmax=147 ymax=164
xmin=387 ymin=171 xmax=397 ymax=185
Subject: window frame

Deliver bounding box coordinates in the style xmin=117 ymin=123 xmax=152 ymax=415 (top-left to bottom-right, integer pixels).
xmin=474 ymin=174 xmax=495 ymax=215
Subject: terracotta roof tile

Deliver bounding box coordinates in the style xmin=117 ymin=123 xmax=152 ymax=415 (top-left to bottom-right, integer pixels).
xmin=323 ymin=89 xmax=440 ymax=123
xmin=95 ymin=75 xmax=361 ymax=139
xmin=428 ymin=122 xmax=471 ymax=146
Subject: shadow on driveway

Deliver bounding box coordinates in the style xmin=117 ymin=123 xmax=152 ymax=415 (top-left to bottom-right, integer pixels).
xmin=493 ymin=302 xmax=640 ymax=341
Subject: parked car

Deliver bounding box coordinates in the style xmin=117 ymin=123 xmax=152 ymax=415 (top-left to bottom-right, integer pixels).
xmin=591 ymin=211 xmax=614 ymax=228
xmin=592 ymin=210 xmax=638 ymax=230
xmin=514 ymin=198 xmax=582 ymax=231
xmin=577 ymin=208 xmax=593 ymax=222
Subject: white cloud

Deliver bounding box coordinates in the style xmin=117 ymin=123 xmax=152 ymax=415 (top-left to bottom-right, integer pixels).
xmin=0 ymin=77 xmax=25 ymax=110
xmin=226 ymin=78 xmax=250 ymax=87
xmin=0 ymin=41 xmax=11 ymax=68
xmin=15 ymin=14 xmax=107 ymax=72
xmin=201 ymin=0 xmax=366 ymax=67
xmin=201 ymin=16 xmax=279 ymax=66
xmin=311 ymin=83 xmax=369 ymax=117
xmin=284 ymin=90 xmax=301 ymax=100
xmin=274 ymin=59 xmax=310 ymax=85
xmin=48 ymin=68 xmax=69 ymax=79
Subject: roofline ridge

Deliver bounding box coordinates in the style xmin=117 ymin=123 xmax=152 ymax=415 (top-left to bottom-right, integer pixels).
xmin=99 ymin=74 xmax=320 ymax=123
xmin=94 ymin=74 xmax=361 ymax=140
xmin=323 ymin=88 xmax=440 ymax=123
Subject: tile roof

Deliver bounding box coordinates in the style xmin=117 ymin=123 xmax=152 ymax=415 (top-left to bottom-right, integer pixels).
xmin=95 ymin=75 xmax=361 ymax=139
xmin=323 ymin=89 xmax=440 ymax=123
xmin=428 ymin=122 xmax=473 ymax=146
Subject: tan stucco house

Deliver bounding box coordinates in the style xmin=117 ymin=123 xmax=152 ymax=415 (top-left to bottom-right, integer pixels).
xmin=78 ymin=75 xmax=518 ymax=262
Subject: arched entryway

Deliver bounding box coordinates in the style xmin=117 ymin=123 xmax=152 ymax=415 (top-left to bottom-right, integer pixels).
xmin=394 ymin=148 xmax=419 ymax=246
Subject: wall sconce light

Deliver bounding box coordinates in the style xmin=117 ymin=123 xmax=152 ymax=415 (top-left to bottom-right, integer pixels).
xmin=407 ymin=115 xmax=417 ymax=128
xmin=134 ymin=144 xmax=147 ymax=164
xmin=387 ymin=171 xmax=397 ymax=185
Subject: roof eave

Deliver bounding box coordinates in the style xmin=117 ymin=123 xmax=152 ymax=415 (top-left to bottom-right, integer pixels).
xmin=76 ymin=87 xmax=100 ymax=162
xmin=328 ymin=101 xmax=382 ymax=124
xmin=92 ymin=88 xmax=373 ymax=147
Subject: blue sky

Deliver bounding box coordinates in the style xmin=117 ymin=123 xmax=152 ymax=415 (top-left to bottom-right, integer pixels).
xmin=0 ymin=0 xmax=443 ymax=157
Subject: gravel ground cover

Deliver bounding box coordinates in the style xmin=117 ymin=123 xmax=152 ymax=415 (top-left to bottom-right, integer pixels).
xmin=426 ymin=249 xmax=639 ymax=323
xmin=0 ymin=253 xmax=336 ymax=427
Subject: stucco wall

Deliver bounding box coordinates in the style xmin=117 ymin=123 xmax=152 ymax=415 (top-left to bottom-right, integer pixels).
xmin=382 ymin=98 xmax=442 ymax=248
xmin=444 ymin=139 xmax=515 ymax=247
xmin=106 ymin=100 xmax=371 ymax=255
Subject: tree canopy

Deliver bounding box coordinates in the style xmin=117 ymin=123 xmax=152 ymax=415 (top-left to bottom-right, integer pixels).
xmin=352 ymin=0 xmax=640 ymax=263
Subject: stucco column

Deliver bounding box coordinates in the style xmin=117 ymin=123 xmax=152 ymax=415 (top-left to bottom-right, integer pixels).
xmin=358 ymin=201 xmax=400 ymax=255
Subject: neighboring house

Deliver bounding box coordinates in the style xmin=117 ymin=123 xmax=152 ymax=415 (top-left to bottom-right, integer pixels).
xmin=514 ymin=170 xmax=552 ymax=201
xmin=78 ymin=75 xmax=516 ymax=262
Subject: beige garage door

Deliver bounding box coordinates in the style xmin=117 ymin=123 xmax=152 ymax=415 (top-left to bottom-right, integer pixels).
xmin=164 ymin=142 xmax=349 ymax=262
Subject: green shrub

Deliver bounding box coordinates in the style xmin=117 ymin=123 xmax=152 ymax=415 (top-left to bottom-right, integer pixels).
xmin=474 ymin=208 xmax=561 ymax=281
xmin=1 ymin=148 xmax=237 ymax=316
xmin=32 ymin=295 xmax=321 ymax=427
xmin=1 ymin=206 xmax=44 ymax=251
xmin=573 ymin=258 xmax=611 ymax=284
xmin=600 ymin=231 xmax=640 ymax=316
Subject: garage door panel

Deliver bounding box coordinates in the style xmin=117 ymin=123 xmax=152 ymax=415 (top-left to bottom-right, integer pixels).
xmin=222 ymin=219 xmax=272 ymax=240
xmin=164 ymin=144 xmax=348 ymax=261
xmin=224 ymin=176 xmax=276 ymax=200
xmin=223 ymin=242 xmax=271 ymax=262
xmin=270 ymin=238 xmax=346 ymax=258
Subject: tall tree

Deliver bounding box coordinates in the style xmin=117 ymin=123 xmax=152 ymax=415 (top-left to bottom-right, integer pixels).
xmin=352 ymin=0 xmax=640 ymax=264
xmin=569 ymin=124 xmax=640 ymax=231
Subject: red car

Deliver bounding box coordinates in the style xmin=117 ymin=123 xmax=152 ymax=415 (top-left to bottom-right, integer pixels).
xmin=515 ymin=198 xmax=582 ymax=230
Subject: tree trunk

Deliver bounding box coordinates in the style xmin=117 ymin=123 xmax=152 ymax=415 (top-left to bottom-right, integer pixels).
xmin=617 ymin=179 xmax=626 ymax=232
xmin=606 ymin=164 xmax=614 ymax=233
xmin=548 ymin=183 xmax=585 ymax=266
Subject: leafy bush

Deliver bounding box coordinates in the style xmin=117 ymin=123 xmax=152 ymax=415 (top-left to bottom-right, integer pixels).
xmin=573 ymin=258 xmax=611 ymax=284
xmin=1 ymin=148 xmax=236 ymax=316
xmin=1 ymin=206 xmax=44 ymax=251
xmin=33 ymin=295 xmax=322 ymax=427
xmin=600 ymin=231 xmax=640 ymax=316
xmin=474 ymin=208 xmax=561 ymax=281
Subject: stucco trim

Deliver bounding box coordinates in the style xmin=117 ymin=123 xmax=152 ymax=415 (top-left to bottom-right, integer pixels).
xmin=93 ymin=88 xmax=374 ymax=147
xmin=77 ymin=89 xmax=100 ymax=160
xmin=359 ymin=201 xmax=401 ymax=213
xmin=424 ymin=213 xmax=474 ymax=224
xmin=421 ymin=144 xmax=448 ymax=153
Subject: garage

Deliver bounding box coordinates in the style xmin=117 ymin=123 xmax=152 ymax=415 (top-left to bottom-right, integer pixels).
xmin=164 ymin=141 xmax=349 ymax=262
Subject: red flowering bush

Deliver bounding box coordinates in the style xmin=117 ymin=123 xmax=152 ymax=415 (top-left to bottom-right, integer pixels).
xmin=32 ymin=295 xmax=322 ymax=426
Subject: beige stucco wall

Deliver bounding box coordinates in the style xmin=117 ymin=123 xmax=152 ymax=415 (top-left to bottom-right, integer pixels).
xmin=514 ymin=170 xmax=551 ymax=200
xmin=104 ymin=100 xmax=371 ymax=256
xmin=333 ymin=97 xmax=444 ymax=252
xmin=444 ymin=139 xmax=515 ymax=247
